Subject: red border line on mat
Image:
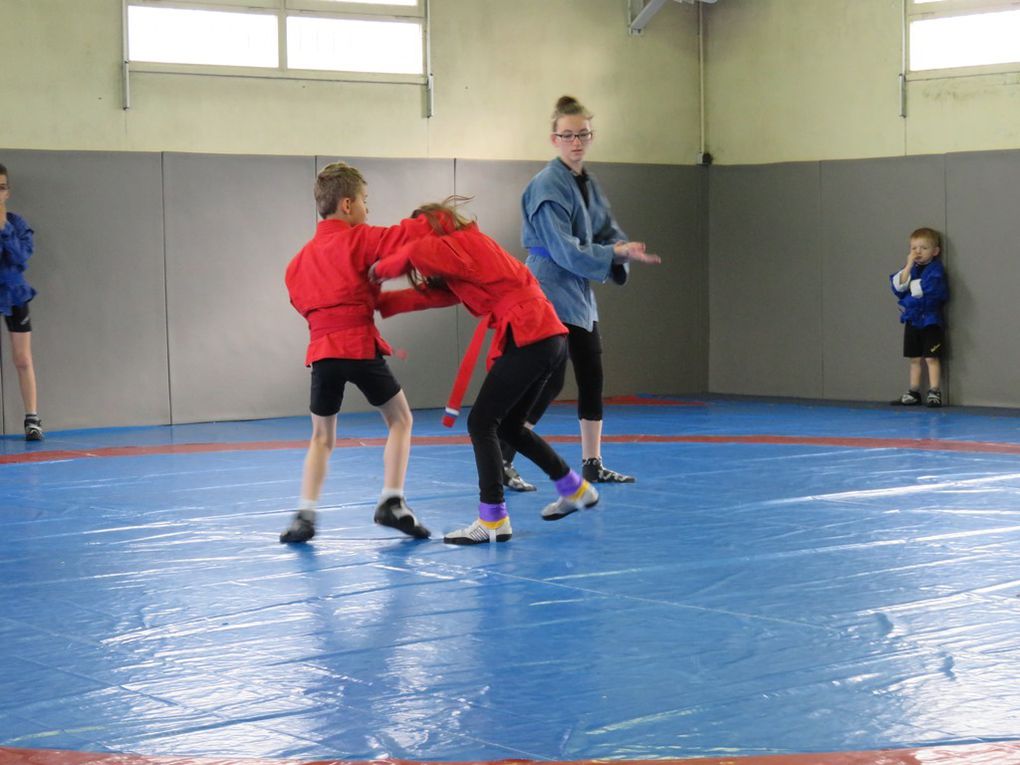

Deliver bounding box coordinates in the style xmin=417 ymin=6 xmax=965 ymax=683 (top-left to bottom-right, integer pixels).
xmin=3 ymin=742 xmax=1020 ymax=765
xmin=4 ymin=433 xmax=1020 ymax=466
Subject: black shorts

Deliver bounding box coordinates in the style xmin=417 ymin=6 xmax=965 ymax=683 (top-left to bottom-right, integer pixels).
xmin=309 ymin=355 xmax=402 ymax=416
xmin=4 ymin=303 xmax=31 ymax=333
xmin=903 ymin=323 xmax=945 ymax=359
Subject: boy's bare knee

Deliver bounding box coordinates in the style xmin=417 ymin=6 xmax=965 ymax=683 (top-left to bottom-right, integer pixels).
xmin=12 ymin=353 xmax=32 ymax=372
xmin=379 ymin=392 xmax=412 ymax=430
xmin=310 ymin=431 xmax=335 ymax=451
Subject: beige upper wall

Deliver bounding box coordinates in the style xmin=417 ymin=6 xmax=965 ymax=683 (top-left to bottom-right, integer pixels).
xmin=705 ymin=0 xmax=1020 ymax=166
xmin=704 ymin=0 xmax=1020 ymax=164
xmin=0 ymin=0 xmax=701 ymax=164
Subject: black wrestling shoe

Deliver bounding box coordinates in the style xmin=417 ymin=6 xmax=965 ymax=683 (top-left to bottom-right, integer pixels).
xmin=892 ymin=390 xmax=922 ymax=406
xmin=582 ymin=457 xmax=635 ymax=483
xmin=503 ymin=460 xmax=536 ymax=492
xmin=24 ymin=414 xmax=44 ymax=442
xmin=374 ymin=496 xmax=431 ymax=539
xmin=926 ymin=388 xmax=943 ymax=408
xmin=280 ymin=510 xmax=315 ymax=544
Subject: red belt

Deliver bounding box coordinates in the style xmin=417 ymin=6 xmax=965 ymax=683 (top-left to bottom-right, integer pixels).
xmin=441 ymin=285 xmax=545 ymax=428
xmin=308 ymin=309 xmax=373 ymax=341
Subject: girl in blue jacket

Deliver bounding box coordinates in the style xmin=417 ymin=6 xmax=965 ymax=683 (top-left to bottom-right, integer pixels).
xmin=501 ymin=95 xmax=660 ymax=487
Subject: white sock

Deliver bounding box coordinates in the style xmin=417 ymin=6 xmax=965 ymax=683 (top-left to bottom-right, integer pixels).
xmin=379 ymin=488 xmax=404 ymax=503
xmin=297 ymin=498 xmax=316 ymax=521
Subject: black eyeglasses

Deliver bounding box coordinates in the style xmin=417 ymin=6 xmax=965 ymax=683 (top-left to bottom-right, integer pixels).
xmin=553 ymin=131 xmax=594 ymax=143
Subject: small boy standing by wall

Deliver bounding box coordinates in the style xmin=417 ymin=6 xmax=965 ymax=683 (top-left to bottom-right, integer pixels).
xmin=890 ymin=227 xmax=948 ymax=408
xmin=0 ymin=163 xmax=43 ymax=440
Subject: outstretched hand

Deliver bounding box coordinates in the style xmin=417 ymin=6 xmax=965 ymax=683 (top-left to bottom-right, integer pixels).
xmin=614 ymin=241 xmax=662 ymax=265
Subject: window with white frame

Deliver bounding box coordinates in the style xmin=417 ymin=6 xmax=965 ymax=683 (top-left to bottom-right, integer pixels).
xmin=907 ymin=0 xmax=1020 ymax=73
xmin=126 ymin=0 xmax=425 ymax=79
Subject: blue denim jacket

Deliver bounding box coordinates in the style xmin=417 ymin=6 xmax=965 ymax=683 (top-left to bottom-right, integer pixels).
xmin=521 ymin=159 xmax=628 ymax=330
xmin=0 ymin=212 xmax=37 ymax=315
xmin=890 ymin=258 xmax=948 ymax=328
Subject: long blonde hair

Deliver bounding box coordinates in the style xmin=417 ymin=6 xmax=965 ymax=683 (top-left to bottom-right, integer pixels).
xmin=412 ymin=195 xmax=474 ymax=234
xmin=406 ymin=195 xmax=475 ymax=291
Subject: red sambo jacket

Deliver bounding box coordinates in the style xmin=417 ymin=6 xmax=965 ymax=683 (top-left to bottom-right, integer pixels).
xmin=285 ymin=216 xmax=433 ymax=366
xmin=375 ymin=222 xmax=567 ymax=369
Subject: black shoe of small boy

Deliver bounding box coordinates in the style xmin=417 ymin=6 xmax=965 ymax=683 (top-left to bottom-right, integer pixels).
xmin=582 ymin=457 xmax=635 ymax=483
xmin=374 ymin=496 xmax=431 ymax=539
xmin=925 ymin=388 xmax=943 ymax=408
xmin=280 ymin=510 xmax=315 ymax=544
xmin=891 ymin=390 xmax=922 ymax=406
xmin=503 ymin=460 xmax=537 ymax=492
xmin=24 ymin=414 xmax=44 ymax=442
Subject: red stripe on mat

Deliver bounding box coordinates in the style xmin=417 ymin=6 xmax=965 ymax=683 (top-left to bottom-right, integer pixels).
xmin=5 ymin=433 xmax=1020 ymax=466
xmin=3 ymin=743 xmax=1020 ymax=765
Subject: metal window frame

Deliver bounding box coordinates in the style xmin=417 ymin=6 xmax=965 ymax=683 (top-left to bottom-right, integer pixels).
xmin=121 ymin=0 xmax=431 ymax=111
xmin=904 ymin=0 xmax=1020 ymax=79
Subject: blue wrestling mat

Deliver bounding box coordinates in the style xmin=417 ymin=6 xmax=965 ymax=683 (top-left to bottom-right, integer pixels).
xmin=1 ymin=397 xmax=1019 ymax=763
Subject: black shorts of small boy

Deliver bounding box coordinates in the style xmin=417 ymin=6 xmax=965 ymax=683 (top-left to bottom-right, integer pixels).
xmin=903 ymin=323 xmax=945 ymax=359
xmin=309 ymin=354 xmax=401 ymax=416
xmin=3 ymin=303 xmax=32 ymax=333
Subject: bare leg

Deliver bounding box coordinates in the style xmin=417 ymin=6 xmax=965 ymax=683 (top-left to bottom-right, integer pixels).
xmin=925 ymin=357 xmax=941 ymax=390
xmin=282 ymin=413 xmax=337 ymax=543
xmin=372 ymin=390 xmax=429 ymax=539
xmin=300 ymin=414 xmax=337 ymax=502
xmin=10 ymin=331 xmax=37 ymax=414
xmin=908 ymin=358 xmax=922 ymax=391
xmin=377 ymin=390 xmax=412 ymax=491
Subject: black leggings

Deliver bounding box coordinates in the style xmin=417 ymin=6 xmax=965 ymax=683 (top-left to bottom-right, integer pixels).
xmin=528 ymin=321 xmax=604 ymax=424
xmin=501 ymin=322 xmax=604 ymax=466
xmin=467 ymin=333 xmax=571 ymax=504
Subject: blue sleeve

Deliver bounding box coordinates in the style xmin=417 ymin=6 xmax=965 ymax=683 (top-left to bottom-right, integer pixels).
xmin=588 ymin=176 xmax=629 ymax=285
xmin=588 ymin=176 xmax=627 ymax=245
xmin=531 ymin=200 xmax=616 ymax=282
xmin=920 ymin=261 xmax=948 ymax=304
xmin=1 ymin=215 xmax=34 ymax=270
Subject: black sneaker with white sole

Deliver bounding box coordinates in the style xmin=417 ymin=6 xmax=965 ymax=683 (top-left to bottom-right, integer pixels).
xmin=503 ymin=461 xmax=536 ymax=492
xmin=892 ymin=390 xmax=922 ymax=406
xmin=374 ymin=496 xmax=431 ymax=539
xmin=582 ymin=457 xmax=634 ymax=484
xmin=280 ymin=510 xmax=316 ymax=544
xmin=24 ymin=414 xmax=44 ymax=442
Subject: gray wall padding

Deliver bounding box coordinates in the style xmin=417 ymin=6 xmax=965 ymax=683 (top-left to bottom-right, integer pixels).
xmin=593 ymin=162 xmax=708 ymax=398
xmin=7 ymin=145 xmax=1019 ymax=433
xmin=708 ymin=151 xmax=1020 ymax=408
xmin=1 ymin=150 xmax=169 ymax=434
xmin=944 ymin=150 xmax=1020 ymax=408
xmin=162 ymin=153 xmax=315 ymax=424
xmin=820 ymin=155 xmax=947 ymax=402
xmin=709 ymin=163 xmax=824 ymax=398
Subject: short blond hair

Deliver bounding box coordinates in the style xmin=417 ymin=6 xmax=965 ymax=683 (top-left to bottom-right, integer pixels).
xmin=910 ymin=227 xmax=941 ymax=249
xmin=315 ymin=162 xmax=365 ymax=219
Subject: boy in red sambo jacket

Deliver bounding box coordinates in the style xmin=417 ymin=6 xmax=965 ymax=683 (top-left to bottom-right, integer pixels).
xmin=279 ymin=162 xmax=448 ymax=544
